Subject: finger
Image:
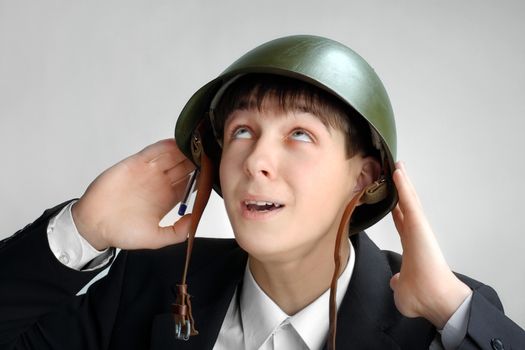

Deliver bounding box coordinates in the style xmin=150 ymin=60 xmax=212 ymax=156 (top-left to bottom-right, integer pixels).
xmin=391 ymin=204 xmax=405 ymax=236
xmin=148 ymin=152 xmax=186 ymax=171
xmin=393 ymin=168 xmax=432 ymax=242
xmin=151 ymin=214 xmax=192 ymax=249
xmin=394 ymin=162 xmax=421 ymax=207
xmin=393 ymin=166 xmax=422 ymax=216
xmin=392 ymin=203 xmax=419 ymax=254
xmin=390 ymin=273 xmax=400 ymax=291
xmin=170 ymin=173 xmax=193 ymax=204
xmin=165 ymin=159 xmax=196 ymax=183
xmin=139 ymin=139 xmax=186 ymax=163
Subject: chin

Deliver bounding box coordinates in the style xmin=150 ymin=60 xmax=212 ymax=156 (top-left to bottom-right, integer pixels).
xmin=233 ymin=229 xmax=292 ymax=262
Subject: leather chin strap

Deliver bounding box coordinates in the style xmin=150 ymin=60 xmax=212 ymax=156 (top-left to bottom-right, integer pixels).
xmin=172 ymin=139 xmax=214 ymax=341
xmin=328 ymin=188 xmax=367 ymax=350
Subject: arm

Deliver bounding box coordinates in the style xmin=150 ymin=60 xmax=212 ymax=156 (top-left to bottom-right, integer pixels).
xmin=0 ymin=139 xmax=194 ymax=349
xmin=0 ymin=201 xmax=114 ymax=347
xmin=389 ymin=162 xmax=525 ymax=349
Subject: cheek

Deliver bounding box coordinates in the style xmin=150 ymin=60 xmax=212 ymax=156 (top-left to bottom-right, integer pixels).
xmin=219 ymin=148 xmax=244 ymax=193
xmin=219 ymin=157 xmax=237 ymax=217
xmin=218 ymin=151 xmax=230 ymax=195
xmin=292 ymin=156 xmax=354 ymax=193
xmin=295 ymin=162 xmax=355 ymax=225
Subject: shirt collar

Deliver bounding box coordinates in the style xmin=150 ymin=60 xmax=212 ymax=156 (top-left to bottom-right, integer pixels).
xmin=240 ymin=261 xmax=289 ymax=349
xmin=240 ymin=240 xmax=355 ymax=350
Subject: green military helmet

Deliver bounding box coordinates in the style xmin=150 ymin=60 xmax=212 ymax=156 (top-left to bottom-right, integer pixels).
xmin=175 ymin=35 xmax=398 ymax=233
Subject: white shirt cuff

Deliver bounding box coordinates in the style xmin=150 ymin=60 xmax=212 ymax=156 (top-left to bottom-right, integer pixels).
xmin=47 ymin=201 xmax=113 ymax=271
xmin=439 ymin=291 xmax=473 ymax=350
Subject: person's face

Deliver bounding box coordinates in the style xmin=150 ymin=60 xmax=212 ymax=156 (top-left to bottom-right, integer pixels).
xmin=219 ymin=99 xmax=369 ymax=264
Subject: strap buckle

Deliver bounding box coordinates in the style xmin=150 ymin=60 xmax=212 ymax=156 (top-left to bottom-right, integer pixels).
xmin=174 ymin=319 xmax=191 ymax=341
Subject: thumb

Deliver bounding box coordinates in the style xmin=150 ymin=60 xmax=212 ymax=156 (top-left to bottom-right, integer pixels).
xmin=153 ymin=214 xmax=192 ymax=248
xmin=390 ymin=272 xmax=400 ymax=291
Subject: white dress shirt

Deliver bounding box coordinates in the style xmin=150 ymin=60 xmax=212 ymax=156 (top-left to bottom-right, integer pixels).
xmin=47 ymin=201 xmax=472 ymax=349
xmin=213 ymin=244 xmax=355 ymax=350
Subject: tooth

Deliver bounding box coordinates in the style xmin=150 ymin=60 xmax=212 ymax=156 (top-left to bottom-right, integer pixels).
xmin=244 ymin=200 xmax=283 ymax=208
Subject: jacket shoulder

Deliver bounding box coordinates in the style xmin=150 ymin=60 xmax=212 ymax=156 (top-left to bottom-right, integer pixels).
xmin=381 ymin=249 xmax=402 ymax=275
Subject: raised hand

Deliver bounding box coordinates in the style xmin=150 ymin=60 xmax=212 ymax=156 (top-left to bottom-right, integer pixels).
xmin=72 ymin=139 xmax=195 ymax=251
xmin=389 ymin=162 xmax=472 ymax=329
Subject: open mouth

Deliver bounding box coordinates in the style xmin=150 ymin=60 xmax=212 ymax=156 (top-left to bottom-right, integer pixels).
xmin=244 ymin=200 xmax=284 ymax=212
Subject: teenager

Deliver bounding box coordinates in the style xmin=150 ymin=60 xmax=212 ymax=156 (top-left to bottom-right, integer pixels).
xmin=1 ymin=35 xmax=523 ymax=349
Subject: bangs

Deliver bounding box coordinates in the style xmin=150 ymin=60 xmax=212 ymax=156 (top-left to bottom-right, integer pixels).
xmin=211 ymin=74 xmax=376 ymax=158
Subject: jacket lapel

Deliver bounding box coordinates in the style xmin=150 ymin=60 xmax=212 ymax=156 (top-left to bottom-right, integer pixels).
xmin=327 ymin=232 xmax=399 ymax=349
xmin=332 ymin=233 xmax=435 ymax=349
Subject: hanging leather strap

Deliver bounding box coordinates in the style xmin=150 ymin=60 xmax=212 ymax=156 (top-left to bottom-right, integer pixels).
xmin=327 ymin=188 xmax=367 ymax=350
xmin=172 ymin=133 xmax=214 ymax=340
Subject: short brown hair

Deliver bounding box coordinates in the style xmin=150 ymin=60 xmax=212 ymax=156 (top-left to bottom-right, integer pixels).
xmin=211 ymin=74 xmax=378 ymax=159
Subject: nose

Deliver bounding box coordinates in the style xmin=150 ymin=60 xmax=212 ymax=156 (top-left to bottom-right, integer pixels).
xmin=243 ymin=136 xmax=277 ymax=180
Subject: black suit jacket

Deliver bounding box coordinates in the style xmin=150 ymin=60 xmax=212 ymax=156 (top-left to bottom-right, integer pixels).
xmin=1 ymin=202 xmax=524 ymax=349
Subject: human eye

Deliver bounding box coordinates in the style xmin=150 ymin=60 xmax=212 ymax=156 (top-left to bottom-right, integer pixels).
xmin=231 ymin=126 xmax=253 ymax=140
xmin=289 ymin=129 xmax=313 ymax=143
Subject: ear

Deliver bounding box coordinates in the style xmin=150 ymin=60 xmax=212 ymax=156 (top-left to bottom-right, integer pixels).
xmin=352 ymin=157 xmax=381 ymax=204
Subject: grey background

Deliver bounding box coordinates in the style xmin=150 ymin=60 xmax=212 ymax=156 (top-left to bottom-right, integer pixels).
xmin=1 ymin=0 xmax=524 ymax=328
